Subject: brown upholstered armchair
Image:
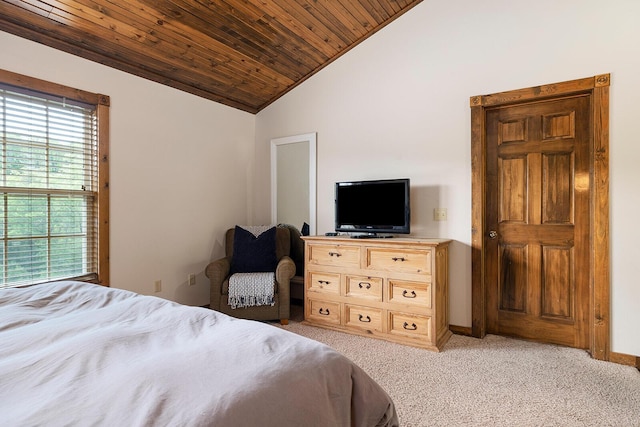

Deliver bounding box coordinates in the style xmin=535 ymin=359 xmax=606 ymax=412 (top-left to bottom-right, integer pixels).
xmin=205 ymin=226 xmax=295 ymax=325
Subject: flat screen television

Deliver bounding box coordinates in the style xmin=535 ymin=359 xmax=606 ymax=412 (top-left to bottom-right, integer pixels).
xmin=334 ymin=178 xmax=410 ymax=237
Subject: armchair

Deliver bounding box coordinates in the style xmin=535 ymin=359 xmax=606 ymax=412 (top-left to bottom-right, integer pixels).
xmin=205 ymin=226 xmax=295 ymax=325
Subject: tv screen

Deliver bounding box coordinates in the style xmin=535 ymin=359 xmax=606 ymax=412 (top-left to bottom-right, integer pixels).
xmin=335 ymin=178 xmax=410 ymax=236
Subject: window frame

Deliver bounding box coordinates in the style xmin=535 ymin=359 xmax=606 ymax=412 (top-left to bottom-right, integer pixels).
xmin=0 ymin=68 xmax=110 ymax=287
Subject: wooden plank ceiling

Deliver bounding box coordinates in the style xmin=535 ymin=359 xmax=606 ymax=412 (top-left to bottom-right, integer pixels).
xmin=0 ymin=0 xmax=422 ymax=113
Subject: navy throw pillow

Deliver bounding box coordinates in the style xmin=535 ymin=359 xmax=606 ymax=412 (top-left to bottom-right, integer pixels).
xmin=230 ymin=226 xmax=278 ymax=274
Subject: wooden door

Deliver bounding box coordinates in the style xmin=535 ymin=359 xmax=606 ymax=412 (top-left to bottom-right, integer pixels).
xmin=484 ymin=96 xmax=590 ymax=348
xmin=471 ymin=75 xmax=610 ymax=359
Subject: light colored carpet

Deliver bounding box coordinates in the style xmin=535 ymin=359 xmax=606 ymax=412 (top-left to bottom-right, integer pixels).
xmin=277 ymin=306 xmax=640 ymax=427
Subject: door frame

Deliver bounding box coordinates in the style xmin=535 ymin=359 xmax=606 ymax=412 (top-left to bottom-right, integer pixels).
xmin=470 ymin=74 xmax=611 ymax=360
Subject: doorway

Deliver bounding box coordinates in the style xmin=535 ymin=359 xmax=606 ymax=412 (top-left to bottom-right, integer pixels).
xmin=470 ymin=75 xmax=611 ymax=360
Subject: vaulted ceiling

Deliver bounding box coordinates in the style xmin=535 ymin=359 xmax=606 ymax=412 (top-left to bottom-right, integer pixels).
xmin=0 ymin=0 xmax=422 ymax=113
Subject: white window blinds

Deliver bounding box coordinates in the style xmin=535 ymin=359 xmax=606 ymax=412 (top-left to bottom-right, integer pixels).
xmin=0 ymin=84 xmax=98 ymax=287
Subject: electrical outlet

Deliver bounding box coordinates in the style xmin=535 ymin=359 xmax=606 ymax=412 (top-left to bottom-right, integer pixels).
xmin=188 ymin=273 xmax=196 ymax=286
xmin=433 ymin=208 xmax=447 ymax=221
xmin=154 ymin=280 xmax=162 ymax=293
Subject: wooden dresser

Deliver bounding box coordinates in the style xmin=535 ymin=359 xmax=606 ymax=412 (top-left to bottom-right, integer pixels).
xmin=302 ymin=236 xmax=452 ymax=351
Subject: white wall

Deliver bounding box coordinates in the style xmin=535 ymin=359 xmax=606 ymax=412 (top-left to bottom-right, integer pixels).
xmin=0 ymin=31 xmax=256 ymax=306
xmin=255 ymin=0 xmax=640 ymax=356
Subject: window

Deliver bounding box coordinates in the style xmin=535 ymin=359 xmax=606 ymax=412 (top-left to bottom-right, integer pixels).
xmin=0 ymin=69 xmax=109 ymax=288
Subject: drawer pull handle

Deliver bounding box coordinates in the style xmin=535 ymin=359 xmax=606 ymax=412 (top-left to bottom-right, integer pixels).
xmin=329 ymin=252 xmax=342 ymax=257
xmin=318 ymin=280 xmax=330 ymax=285
xmin=402 ymin=290 xmax=417 ymax=298
xmin=403 ymin=322 xmax=417 ymax=330
xmin=392 ymin=257 xmax=406 ymax=262
xmin=358 ymin=282 xmax=371 ymax=289
xmin=319 ymin=308 xmax=330 ymax=316
xmin=358 ymin=314 xmax=371 ymax=323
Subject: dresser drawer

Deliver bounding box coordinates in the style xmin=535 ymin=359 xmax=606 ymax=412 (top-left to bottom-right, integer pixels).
xmin=388 ymin=311 xmax=431 ymax=340
xmin=345 ymin=304 xmax=383 ymax=332
xmin=345 ymin=275 xmax=382 ymax=301
xmin=366 ymin=248 xmax=431 ymax=274
xmin=389 ymin=280 xmax=431 ymax=308
xmin=307 ymin=299 xmax=341 ymax=325
xmin=308 ymin=272 xmax=340 ymax=295
xmin=308 ymin=244 xmax=360 ymax=268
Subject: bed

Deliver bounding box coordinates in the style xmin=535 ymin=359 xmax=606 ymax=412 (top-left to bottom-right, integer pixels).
xmin=0 ymin=281 xmax=397 ymax=426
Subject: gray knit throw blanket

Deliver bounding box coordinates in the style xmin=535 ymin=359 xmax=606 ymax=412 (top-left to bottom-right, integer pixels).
xmin=238 ymin=225 xmax=274 ymax=237
xmin=228 ymin=272 xmax=276 ymax=309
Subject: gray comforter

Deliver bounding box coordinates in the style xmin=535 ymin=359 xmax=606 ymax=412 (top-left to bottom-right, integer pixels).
xmin=0 ymin=281 xmax=397 ymax=426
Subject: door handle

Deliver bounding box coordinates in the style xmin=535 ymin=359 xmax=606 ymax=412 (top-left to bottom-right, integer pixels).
xmin=488 ymin=230 xmax=498 ymax=239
